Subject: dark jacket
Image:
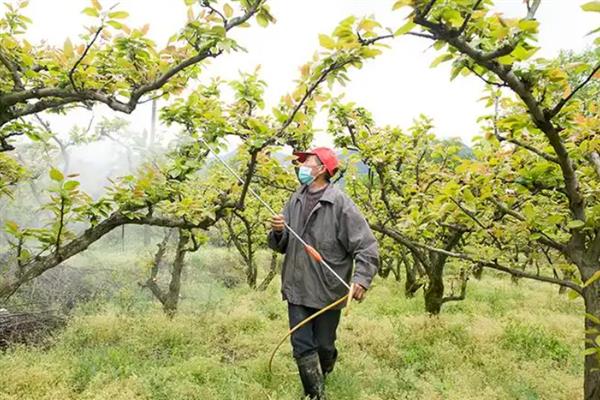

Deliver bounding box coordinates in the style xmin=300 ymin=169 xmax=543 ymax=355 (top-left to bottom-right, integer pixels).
xmin=267 ymin=183 xmax=379 ymax=309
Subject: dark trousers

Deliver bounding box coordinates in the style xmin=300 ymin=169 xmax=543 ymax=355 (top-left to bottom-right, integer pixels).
xmin=288 ymin=302 xmax=341 ymax=362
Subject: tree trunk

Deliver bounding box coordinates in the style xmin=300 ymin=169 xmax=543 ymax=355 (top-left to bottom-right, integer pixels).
xmin=378 ymin=257 xmax=393 ymax=279
xmin=245 ymin=254 xmax=257 ymax=289
xmin=257 ymin=252 xmax=279 ymax=291
xmin=472 ymin=265 xmax=483 ymax=280
xmin=393 ymin=258 xmax=402 ymax=282
xmin=583 ymin=279 xmax=600 ymax=400
xmin=404 ymin=260 xmax=422 ymax=298
xmin=162 ymin=230 xmax=189 ymax=317
xmin=424 ymin=265 xmax=444 ymax=315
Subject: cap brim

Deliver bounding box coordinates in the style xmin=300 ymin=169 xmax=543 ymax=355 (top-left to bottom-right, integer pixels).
xmin=292 ymin=151 xmax=314 ymax=163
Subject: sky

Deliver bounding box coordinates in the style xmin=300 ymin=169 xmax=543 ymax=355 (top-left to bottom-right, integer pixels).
xmin=13 ymin=0 xmax=600 ymax=175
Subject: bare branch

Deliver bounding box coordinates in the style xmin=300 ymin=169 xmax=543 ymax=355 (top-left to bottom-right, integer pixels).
xmin=201 ymin=0 xmax=227 ymax=25
xmin=417 ymin=0 xmax=438 ymax=19
xmin=442 ymin=269 xmax=468 ymax=303
xmin=69 ymin=25 xmax=104 ymax=91
xmin=456 ymin=0 xmax=483 ymax=37
xmin=237 ymin=150 xmax=258 ymax=209
xmin=450 ymin=197 xmax=503 ymax=248
xmin=526 ymin=0 xmax=542 ymax=19
xmin=0 ymin=50 xmax=24 ymax=90
xmin=547 ymin=63 xmax=600 ymax=119
xmin=357 ymin=33 xmax=394 ymax=46
xmin=406 ymin=32 xmax=436 ymax=40
xmin=464 ymin=64 xmax=507 ymax=87
xmin=489 ymin=197 xmax=567 ymax=252
xmin=495 ymin=132 xmax=559 ymax=164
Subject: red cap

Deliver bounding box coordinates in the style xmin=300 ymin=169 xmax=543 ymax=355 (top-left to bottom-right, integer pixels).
xmin=293 ymin=147 xmax=339 ymax=176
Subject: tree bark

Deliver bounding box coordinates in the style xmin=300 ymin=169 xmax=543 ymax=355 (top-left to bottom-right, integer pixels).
xmin=424 ymin=264 xmax=444 ymax=315
xmin=162 ymin=229 xmax=190 ymax=317
xmin=404 ymin=256 xmax=422 ymax=298
xmin=583 ymin=279 xmax=600 ymax=400
xmin=257 ymin=252 xmax=279 ymax=291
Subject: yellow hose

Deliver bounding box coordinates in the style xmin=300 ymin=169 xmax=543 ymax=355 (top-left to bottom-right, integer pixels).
xmin=268 ymin=294 xmax=349 ymax=375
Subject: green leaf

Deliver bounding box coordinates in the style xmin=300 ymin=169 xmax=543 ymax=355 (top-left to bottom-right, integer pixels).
xmin=223 ymin=3 xmax=233 ymax=18
xmin=392 ymin=0 xmax=411 ymax=10
xmin=82 ymin=7 xmax=99 ymax=17
xmin=256 ymin=13 xmax=268 ymax=28
xmin=63 ymin=180 xmax=80 ymax=191
xmin=567 ymin=219 xmax=585 ymax=229
xmin=108 ymin=11 xmax=129 ymax=19
xmin=5 ymin=220 xmax=19 ymax=235
xmin=184 ymin=0 xmax=195 ymax=5
xmin=63 ymin=38 xmax=74 ymax=58
xmin=91 ymin=0 xmax=102 ymax=11
xmin=586 ymin=313 xmax=600 ymax=325
xmin=430 ymin=53 xmax=452 ymax=68
xmin=50 ymin=167 xmax=64 ymax=182
xmin=583 ymin=271 xmax=600 ymax=288
xmin=567 ymin=289 xmax=581 ymax=300
xmin=394 ymin=20 xmax=415 ymax=36
xmin=518 ymin=20 xmax=539 ymax=33
xmin=319 ymin=34 xmax=336 ymax=50
xmin=463 ymin=188 xmax=475 ymax=203
xmin=106 ymin=20 xmax=124 ymax=30
xmin=583 ymin=347 xmax=599 ymax=356
xmin=582 ymin=1 xmax=600 ymax=12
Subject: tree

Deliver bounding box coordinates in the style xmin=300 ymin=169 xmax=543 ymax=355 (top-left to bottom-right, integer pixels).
xmin=0 ymin=0 xmax=272 ymax=299
xmin=0 ymin=0 xmax=272 ymax=195
xmin=329 ymin=103 xmax=474 ymax=313
xmin=393 ymin=0 xmax=600 ymax=396
xmin=1 ymin=12 xmax=390 ymax=308
xmin=140 ymin=228 xmax=205 ymax=316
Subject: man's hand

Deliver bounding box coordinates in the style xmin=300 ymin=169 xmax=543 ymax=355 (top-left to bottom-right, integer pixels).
xmin=270 ymin=214 xmax=285 ymax=232
xmin=351 ymin=283 xmax=367 ymax=302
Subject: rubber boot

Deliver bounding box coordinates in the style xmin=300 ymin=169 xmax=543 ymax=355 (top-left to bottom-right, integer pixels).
xmin=319 ymin=349 xmax=337 ymax=378
xmin=296 ymin=352 xmax=327 ymax=400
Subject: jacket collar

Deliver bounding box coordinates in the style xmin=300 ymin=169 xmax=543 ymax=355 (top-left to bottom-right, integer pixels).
xmin=297 ymin=183 xmax=337 ymax=204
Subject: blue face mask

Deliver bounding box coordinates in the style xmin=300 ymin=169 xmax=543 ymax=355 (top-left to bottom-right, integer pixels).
xmin=298 ymin=166 xmax=315 ymax=185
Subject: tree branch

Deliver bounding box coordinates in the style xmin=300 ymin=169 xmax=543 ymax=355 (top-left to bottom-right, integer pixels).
xmin=450 ymin=197 xmax=503 ymax=248
xmin=357 ymin=33 xmax=395 ymax=46
xmin=69 ymin=25 xmax=104 ymax=91
xmin=456 ymin=0 xmax=483 ymax=37
xmin=411 ymin=14 xmax=586 ymax=225
xmin=0 ymin=2 xmax=263 ymax=128
xmin=0 ymin=197 xmax=235 ymax=300
xmin=548 ymin=63 xmax=600 ymax=119
xmin=489 ymin=197 xmax=567 ymax=252
xmin=237 ymin=150 xmax=258 ymax=209
xmin=372 ymin=223 xmax=583 ymax=295
xmin=495 ymin=132 xmax=559 ymax=164
xmin=464 ymin=64 xmax=507 ymax=87
xmin=0 ymin=49 xmax=24 ymax=91
xmin=526 ymin=0 xmax=542 ymax=20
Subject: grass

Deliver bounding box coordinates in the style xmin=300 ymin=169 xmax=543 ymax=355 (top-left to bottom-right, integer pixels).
xmin=0 ymin=245 xmax=586 ymax=400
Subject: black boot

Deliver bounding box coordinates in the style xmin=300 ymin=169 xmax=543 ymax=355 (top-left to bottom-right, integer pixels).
xmin=296 ymin=352 xmax=327 ymax=400
xmin=319 ymin=349 xmax=337 ymax=378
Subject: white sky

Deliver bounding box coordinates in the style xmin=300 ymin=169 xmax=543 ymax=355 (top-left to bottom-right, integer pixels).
xmin=17 ymin=1 xmax=600 ymax=152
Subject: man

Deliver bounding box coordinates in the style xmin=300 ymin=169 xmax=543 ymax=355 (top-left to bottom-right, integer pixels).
xmin=268 ymin=147 xmax=379 ymax=399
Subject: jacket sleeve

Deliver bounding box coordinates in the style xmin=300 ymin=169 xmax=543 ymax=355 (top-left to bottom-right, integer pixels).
xmin=337 ymin=197 xmax=379 ymax=289
xmin=267 ymin=198 xmax=291 ymax=254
